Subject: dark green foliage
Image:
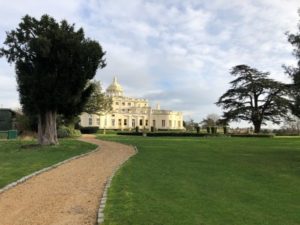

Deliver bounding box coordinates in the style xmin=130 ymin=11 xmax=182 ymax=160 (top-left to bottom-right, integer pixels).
xmin=0 ymin=14 xmax=105 ymax=116
xmin=0 ymin=15 xmax=105 ymax=144
xmin=206 ymin=126 xmax=210 ymax=133
xmin=117 ymin=132 xmax=225 ymax=137
xmin=216 ymin=65 xmax=291 ymax=133
xmin=275 ymin=133 xmax=300 ymax=136
xmin=231 ymin=133 xmax=274 ymax=138
xmin=286 ymin=10 xmax=300 ymax=117
xmin=79 ymin=126 xmax=99 ymax=134
xmin=211 ymin=127 xmax=217 ymax=134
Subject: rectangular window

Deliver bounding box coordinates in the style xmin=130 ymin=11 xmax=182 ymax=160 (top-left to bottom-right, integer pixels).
xmin=122 ymin=102 xmax=125 ymax=106
xmin=169 ymin=120 xmax=172 ymax=127
xmin=132 ymin=119 xmax=135 ymax=127
xmin=116 ymin=102 xmax=119 ymax=105
xmin=153 ymin=120 xmax=156 ymax=127
xmin=128 ymin=102 xmax=131 ymax=106
xmin=89 ymin=118 xmax=92 ymax=126
xmin=162 ymin=120 xmax=165 ymax=127
xmin=124 ymin=119 xmax=127 ymax=126
xmin=140 ymin=119 xmax=143 ymax=126
xmin=145 ymin=120 xmax=148 ymax=126
xmin=97 ymin=118 xmax=100 ymax=125
xmin=118 ymin=119 xmax=122 ymax=126
xmin=178 ymin=121 xmax=181 ymax=127
xmin=112 ymin=119 xmax=115 ymax=126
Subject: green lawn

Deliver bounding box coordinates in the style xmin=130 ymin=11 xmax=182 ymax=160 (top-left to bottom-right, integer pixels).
xmin=0 ymin=139 xmax=97 ymax=188
xmin=98 ymin=136 xmax=300 ymax=225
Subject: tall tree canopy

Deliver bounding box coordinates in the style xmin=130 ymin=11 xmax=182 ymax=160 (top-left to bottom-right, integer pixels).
xmin=216 ymin=65 xmax=290 ymax=133
xmin=84 ymin=80 xmax=112 ymax=115
xmin=286 ymin=10 xmax=300 ymax=117
xmin=0 ymin=15 xmax=106 ymax=145
xmin=201 ymin=114 xmax=220 ymax=127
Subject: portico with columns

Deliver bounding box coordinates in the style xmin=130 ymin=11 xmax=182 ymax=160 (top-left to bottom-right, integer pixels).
xmin=80 ymin=77 xmax=184 ymax=130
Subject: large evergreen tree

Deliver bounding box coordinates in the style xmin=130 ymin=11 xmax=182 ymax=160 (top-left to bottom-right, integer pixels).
xmin=0 ymin=15 xmax=106 ymax=145
xmin=216 ymin=65 xmax=290 ymax=133
xmin=286 ymin=10 xmax=300 ymax=117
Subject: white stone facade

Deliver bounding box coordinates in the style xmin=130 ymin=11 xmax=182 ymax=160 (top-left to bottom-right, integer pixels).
xmin=79 ymin=77 xmax=183 ymax=130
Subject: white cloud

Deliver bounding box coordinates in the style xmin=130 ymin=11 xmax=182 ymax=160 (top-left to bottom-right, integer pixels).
xmin=0 ymin=0 xmax=299 ymax=127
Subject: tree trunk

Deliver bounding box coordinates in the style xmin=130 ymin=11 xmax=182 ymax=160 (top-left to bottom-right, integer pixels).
xmin=253 ymin=122 xmax=261 ymax=133
xmin=37 ymin=111 xmax=58 ymax=145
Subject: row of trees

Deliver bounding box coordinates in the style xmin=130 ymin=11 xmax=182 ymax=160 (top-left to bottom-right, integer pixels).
xmin=216 ymin=11 xmax=300 ymax=133
xmin=1 ymin=11 xmax=300 ymax=144
xmin=184 ymin=114 xmax=222 ymax=131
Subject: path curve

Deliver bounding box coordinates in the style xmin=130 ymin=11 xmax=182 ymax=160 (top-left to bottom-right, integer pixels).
xmin=0 ymin=137 xmax=135 ymax=225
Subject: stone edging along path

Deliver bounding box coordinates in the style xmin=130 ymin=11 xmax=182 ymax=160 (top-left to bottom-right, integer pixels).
xmin=97 ymin=145 xmax=138 ymax=225
xmin=0 ymin=147 xmax=100 ymax=195
xmin=0 ymin=138 xmax=136 ymax=225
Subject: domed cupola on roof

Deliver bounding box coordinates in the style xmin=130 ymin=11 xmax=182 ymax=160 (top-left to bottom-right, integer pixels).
xmin=106 ymin=77 xmax=124 ymax=96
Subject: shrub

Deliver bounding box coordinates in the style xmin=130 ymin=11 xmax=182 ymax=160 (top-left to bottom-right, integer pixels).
xmin=275 ymin=133 xmax=300 ymax=136
xmin=230 ymin=133 xmax=274 ymax=138
xmin=117 ymin=132 xmax=227 ymax=137
xmin=80 ymin=126 xmax=99 ymax=134
xmin=57 ymin=125 xmax=81 ymax=138
xmin=206 ymin=127 xmax=210 ymax=134
xmin=57 ymin=126 xmax=70 ymax=138
xmin=70 ymin=129 xmax=81 ymax=137
xmin=97 ymin=129 xmax=120 ymax=134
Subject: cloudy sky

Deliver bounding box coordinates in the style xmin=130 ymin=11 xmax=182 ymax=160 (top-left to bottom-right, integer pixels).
xmin=0 ymin=0 xmax=299 ymax=126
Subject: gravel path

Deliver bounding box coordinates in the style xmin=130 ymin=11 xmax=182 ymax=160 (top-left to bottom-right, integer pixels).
xmin=0 ymin=137 xmax=135 ymax=225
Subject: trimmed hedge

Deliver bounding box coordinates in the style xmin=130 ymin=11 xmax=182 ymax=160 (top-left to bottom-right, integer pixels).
xmin=275 ymin=133 xmax=300 ymax=136
xmin=117 ymin=132 xmax=226 ymax=137
xmin=117 ymin=132 xmax=275 ymax=138
xmin=80 ymin=126 xmax=99 ymax=134
xmin=231 ymin=133 xmax=275 ymax=138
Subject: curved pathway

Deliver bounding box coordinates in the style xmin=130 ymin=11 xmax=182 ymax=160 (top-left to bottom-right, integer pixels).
xmin=0 ymin=137 xmax=135 ymax=225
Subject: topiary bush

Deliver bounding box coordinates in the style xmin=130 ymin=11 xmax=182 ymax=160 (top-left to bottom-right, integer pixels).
xmin=80 ymin=126 xmax=99 ymax=134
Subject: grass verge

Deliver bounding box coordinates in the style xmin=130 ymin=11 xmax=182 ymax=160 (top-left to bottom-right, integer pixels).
xmin=0 ymin=139 xmax=97 ymax=188
xmin=99 ymin=136 xmax=300 ymax=225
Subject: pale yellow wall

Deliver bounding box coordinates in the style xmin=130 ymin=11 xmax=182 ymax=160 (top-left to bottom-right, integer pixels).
xmin=79 ymin=87 xmax=183 ymax=130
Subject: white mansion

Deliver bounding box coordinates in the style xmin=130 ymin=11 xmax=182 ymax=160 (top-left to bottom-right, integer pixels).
xmin=80 ymin=77 xmax=184 ymax=130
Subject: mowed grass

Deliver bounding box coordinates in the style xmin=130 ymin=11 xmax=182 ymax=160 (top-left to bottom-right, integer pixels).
xmin=98 ymin=136 xmax=300 ymax=225
xmin=0 ymin=139 xmax=97 ymax=188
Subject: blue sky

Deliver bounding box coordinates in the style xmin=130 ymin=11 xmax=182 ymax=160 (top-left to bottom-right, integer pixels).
xmin=0 ymin=0 xmax=299 ymax=127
